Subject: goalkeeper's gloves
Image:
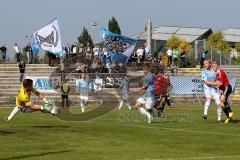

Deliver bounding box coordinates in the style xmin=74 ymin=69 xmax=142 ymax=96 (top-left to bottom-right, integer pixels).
xmin=43 ymin=98 xmax=52 ymax=105
xmin=41 ymin=104 xmax=50 ymax=111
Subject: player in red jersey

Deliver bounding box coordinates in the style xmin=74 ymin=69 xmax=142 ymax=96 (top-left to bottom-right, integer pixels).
xmin=212 ymin=61 xmax=234 ymax=123
xmin=153 ymin=67 xmax=171 ymax=117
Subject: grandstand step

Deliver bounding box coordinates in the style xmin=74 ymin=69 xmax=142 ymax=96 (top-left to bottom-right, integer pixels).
xmin=0 ymin=67 xmax=57 ymax=71
xmin=0 ymin=74 xmax=58 ymax=78
xmin=0 ymin=64 xmax=49 ymax=67
xmin=0 ymin=85 xmax=21 ymax=89
xmin=0 ymin=71 xmax=57 ymax=74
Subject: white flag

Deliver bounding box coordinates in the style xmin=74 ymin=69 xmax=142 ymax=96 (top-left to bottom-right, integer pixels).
xmin=32 ymin=18 xmax=63 ymax=55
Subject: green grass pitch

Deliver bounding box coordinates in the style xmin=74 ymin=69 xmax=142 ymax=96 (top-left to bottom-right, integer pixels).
xmin=0 ymin=105 xmax=240 ymax=160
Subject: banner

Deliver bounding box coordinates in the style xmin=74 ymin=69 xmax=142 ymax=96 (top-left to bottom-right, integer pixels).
xmin=32 ymin=18 xmax=63 ymax=55
xmin=100 ymin=28 xmax=136 ymax=64
xmin=26 ymin=76 xmax=61 ymax=93
xmin=100 ymin=74 xmax=236 ymax=95
xmin=169 ymin=75 xmax=236 ymax=95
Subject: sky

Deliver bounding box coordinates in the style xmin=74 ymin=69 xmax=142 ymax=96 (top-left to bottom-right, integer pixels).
xmin=0 ymin=0 xmax=239 ymax=55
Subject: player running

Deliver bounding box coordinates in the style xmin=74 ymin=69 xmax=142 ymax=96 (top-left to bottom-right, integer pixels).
xmin=211 ymin=61 xmax=234 ymax=123
xmin=118 ymin=75 xmax=132 ymax=110
xmin=131 ymin=63 xmax=155 ymax=123
xmin=201 ymin=59 xmax=222 ymax=122
xmin=4 ymin=79 xmax=53 ymax=122
xmin=76 ymin=73 xmax=93 ymax=112
xmin=153 ymin=67 xmax=171 ymax=117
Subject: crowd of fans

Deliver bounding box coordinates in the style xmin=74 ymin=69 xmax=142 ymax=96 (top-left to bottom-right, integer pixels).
xmin=0 ymin=41 xmax=208 ymax=76
xmin=0 ymin=42 xmax=38 ymax=64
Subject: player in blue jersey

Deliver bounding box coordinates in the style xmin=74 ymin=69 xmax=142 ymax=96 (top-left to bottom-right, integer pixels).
xmin=131 ymin=63 xmax=155 ymax=123
xmin=118 ymin=75 xmax=132 ymax=110
xmin=201 ymin=59 xmax=222 ymax=121
xmin=76 ymin=73 xmax=93 ymax=112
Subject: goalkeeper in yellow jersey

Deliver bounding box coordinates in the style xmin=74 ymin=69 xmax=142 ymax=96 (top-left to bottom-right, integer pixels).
xmin=4 ymin=79 xmax=53 ymax=122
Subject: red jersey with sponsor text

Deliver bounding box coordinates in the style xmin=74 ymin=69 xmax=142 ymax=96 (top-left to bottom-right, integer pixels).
xmin=154 ymin=74 xmax=170 ymax=95
xmin=216 ymin=69 xmax=230 ymax=91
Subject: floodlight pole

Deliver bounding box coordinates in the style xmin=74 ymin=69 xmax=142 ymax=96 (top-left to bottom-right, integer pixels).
xmin=92 ymin=21 xmax=97 ymax=44
xmin=146 ymin=19 xmax=152 ymax=59
xmin=210 ymin=45 xmax=213 ymax=61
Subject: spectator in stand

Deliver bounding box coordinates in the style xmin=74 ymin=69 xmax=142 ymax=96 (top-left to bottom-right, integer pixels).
xmin=131 ymin=51 xmax=138 ymax=71
xmin=180 ymin=49 xmax=186 ymax=68
xmin=110 ymin=61 xmax=116 ymax=75
xmin=136 ymin=46 xmax=144 ymax=62
xmin=97 ymin=58 xmax=104 ymax=73
xmin=172 ymin=48 xmax=179 ymax=66
xmin=25 ymin=43 xmax=32 ymax=64
xmin=93 ymin=46 xmax=99 ymax=57
xmin=86 ymin=43 xmax=92 ymax=60
xmin=159 ymin=60 xmax=166 ymax=72
xmin=78 ymin=43 xmax=84 ymax=59
xmin=199 ymin=48 xmax=206 ymax=68
xmin=13 ymin=42 xmax=20 ymax=63
xmin=167 ymin=48 xmax=172 ymax=66
xmin=48 ymin=52 xmax=58 ymax=66
xmin=90 ymin=57 xmax=99 ymax=73
xmin=106 ymin=58 xmax=111 ymax=74
xmin=75 ymin=60 xmax=81 ymax=78
xmin=19 ymin=60 xmax=26 ymax=82
xmin=72 ymin=44 xmax=77 ymax=56
xmin=0 ymin=44 xmax=7 ymax=63
xmin=64 ymin=44 xmax=71 ymax=60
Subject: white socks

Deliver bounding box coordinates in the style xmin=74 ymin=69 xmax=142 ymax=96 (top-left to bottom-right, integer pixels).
xmin=7 ymin=106 xmax=19 ymax=121
xmin=204 ymin=99 xmax=210 ymax=115
xmin=80 ymin=102 xmax=85 ymax=112
xmin=118 ymin=101 xmax=124 ymax=110
xmin=204 ymin=99 xmax=222 ymax=121
xmin=138 ymin=107 xmax=151 ymax=119
xmin=217 ymin=106 xmax=222 ymax=121
xmin=126 ymin=102 xmax=132 ymax=110
xmin=118 ymin=100 xmax=131 ymax=110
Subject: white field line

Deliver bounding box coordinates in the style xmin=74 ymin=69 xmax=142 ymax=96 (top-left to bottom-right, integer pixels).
xmin=137 ymin=154 xmax=240 ymax=160
xmin=86 ymin=121 xmax=240 ymax=137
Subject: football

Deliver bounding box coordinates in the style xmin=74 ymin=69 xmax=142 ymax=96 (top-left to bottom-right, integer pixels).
xmin=50 ymin=106 xmax=60 ymax=115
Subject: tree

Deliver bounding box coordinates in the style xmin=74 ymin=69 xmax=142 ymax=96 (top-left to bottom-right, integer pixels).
xmin=207 ymin=31 xmax=231 ymax=53
xmin=179 ymin=38 xmax=192 ymax=53
xmin=78 ymin=27 xmax=93 ymax=47
xmin=166 ymin=35 xmax=192 ymax=53
xmin=108 ymin=17 xmax=121 ymax=35
xmin=207 ymin=31 xmax=231 ymax=65
xmin=166 ymin=35 xmax=179 ymax=49
xmin=234 ymin=42 xmax=240 ymax=64
xmin=235 ymin=42 xmax=240 ymax=53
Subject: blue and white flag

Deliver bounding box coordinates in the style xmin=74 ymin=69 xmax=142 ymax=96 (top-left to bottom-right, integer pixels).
xmin=32 ymin=18 xmax=63 ymax=55
xmin=100 ymin=28 xmax=136 ymax=64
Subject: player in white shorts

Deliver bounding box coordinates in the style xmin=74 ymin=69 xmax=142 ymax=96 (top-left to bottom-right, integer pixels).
xmin=76 ymin=73 xmax=93 ymax=112
xmin=201 ymin=59 xmax=222 ymax=121
xmin=131 ymin=63 xmax=155 ymax=123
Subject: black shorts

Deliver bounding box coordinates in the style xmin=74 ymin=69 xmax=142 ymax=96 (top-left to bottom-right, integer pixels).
xmin=221 ymin=85 xmax=232 ymax=102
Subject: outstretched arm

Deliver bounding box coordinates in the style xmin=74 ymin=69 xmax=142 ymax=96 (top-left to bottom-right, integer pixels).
xmin=34 ymin=91 xmax=51 ymax=104
xmin=34 ymin=91 xmax=45 ymax=100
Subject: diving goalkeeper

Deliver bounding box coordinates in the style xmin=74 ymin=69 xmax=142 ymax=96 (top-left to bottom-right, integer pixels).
xmin=4 ymin=79 xmax=53 ymax=122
